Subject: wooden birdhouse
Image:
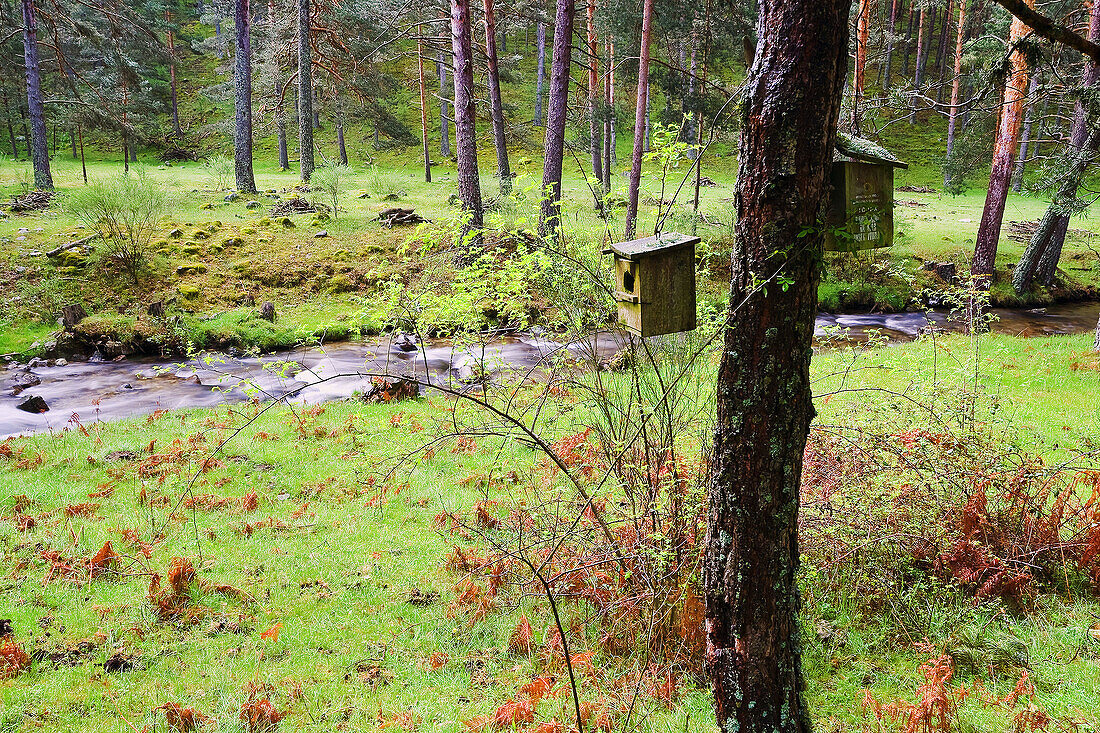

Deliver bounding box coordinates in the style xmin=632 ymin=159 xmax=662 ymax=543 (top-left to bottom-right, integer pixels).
xmin=608 ymin=232 xmax=698 ymax=337
xmin=825 ymin=134 xmax=909 ymax=252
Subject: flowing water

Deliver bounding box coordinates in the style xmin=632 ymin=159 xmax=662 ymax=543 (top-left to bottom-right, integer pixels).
xmin=2 ymin=302 xmax=1097 ymax=439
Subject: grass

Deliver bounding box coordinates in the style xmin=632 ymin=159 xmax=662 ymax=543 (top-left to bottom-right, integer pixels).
xmin=1 ymin=331 xmax=1099 ymax=732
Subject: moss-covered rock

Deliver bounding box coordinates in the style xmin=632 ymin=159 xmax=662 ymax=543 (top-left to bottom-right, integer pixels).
xmin=176 ymin=262 xmax=208 ymax=275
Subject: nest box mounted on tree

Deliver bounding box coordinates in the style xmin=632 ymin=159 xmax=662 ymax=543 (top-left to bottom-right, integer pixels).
xmin=607 ymin=232 xmax=698 ymax=337
xmin=826 ymin=133 xmax=908 ymax=252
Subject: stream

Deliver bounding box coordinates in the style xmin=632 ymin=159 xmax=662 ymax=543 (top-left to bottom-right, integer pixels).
xmin=2 ymin=302 xmax=1098 ymax=439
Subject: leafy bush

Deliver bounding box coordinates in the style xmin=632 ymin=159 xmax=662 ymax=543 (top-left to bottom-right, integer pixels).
xmin=201 ymin=154 xmax=234 ymax=191
xmin=68 ymin=171 xmax=170 ymax=286
xmin=310 ymin=164 xmax=349 ymax=219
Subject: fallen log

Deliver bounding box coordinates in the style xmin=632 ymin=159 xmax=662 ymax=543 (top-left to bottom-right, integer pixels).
xmin=46 ymin=234 xmax=98 ymax=258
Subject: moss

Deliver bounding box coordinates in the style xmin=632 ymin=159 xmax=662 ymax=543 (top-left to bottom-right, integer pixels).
xmin=191 ymin=229 xmax=210 ymax=240
xmin=179 ymin=285 xmax=200 ymax=299
xmin=72 ymin=313 xmax=139 ymax=341
xmin=222 ymin=236 xmax=245 ymax=247
xmin=277 ymin=217 xmax=295 ymax=228
xmin=176 ymin=262 xmax=208 ymax=275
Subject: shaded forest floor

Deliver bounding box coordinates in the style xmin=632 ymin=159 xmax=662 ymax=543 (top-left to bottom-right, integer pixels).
xmin=2 ymin=331 xmax=1099 ymax=732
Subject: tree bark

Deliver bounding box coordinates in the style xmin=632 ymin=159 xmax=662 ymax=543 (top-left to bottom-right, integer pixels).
xmin=438 ymin=51 xmax=452 ymax=158
xmin=167 ymin=10 xmax=182 ymax=136
xmin=534 ymin=21 xmax=546 ymax=125
xmin=586 ymin=0 xmax=602 ymax=204
xmin=537 ymin=0 xmax=574 ymax=237
xmin=852 ymin=0 xmax=870 ymax=135
xmin=910 ymin=6 xmax=928 ymax=123
xmin=269 ymin=0 xmax=289 ymax=170
xmin=335 ymin=94 xmax=348 ymax=165
xmin=484 ymin=0 xmax=512 ymax=195
xmin=624 ymin=0 xmax=654 ymax=239
xmin=705 ymin=3 xmax=849 ymax=733
xmin=1011 ymin=72 xmax=1040 ymax=192
xmin=234 ymin=0 xmax=257 ymax=193
xmin=602 ymin=38 xmax=613 ymax=191
xmin=451 ymin=0 xmax=484 ymax=247
xmin=418 ymin=24 xmax=432 ymax=182
xmin=20 ymin=0 xmax=52 ymax=189
xmin=298 ymin=0 xmax=315 ymax=181
xmin=945 ymin=0 xmax=968 ymax=187
xmin=1014 ymin=0 xmax=1100 ymax=293
xmin=903 ymin=0 xmax=917 ymax=76
xmin=884 ymin=0 xmax=901 ymax=89
xmin=973 ymin=1 xmax=1034 ymax=280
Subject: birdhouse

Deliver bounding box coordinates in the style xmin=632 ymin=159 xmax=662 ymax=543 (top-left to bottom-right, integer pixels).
xmin=825 ymin=134 xmax=909 ymax=252
xmin=607 ymin=232 xmax=698 ymax=337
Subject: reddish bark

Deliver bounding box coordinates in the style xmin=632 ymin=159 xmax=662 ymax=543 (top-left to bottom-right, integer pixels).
xmin=624 ymin=0 xmax=655 ymax=239
xmin=852 ymin=0 xmax=870 ymax=135
xmin=973 ymin=1 xmax=1034 ymax=279
xmin=945 ymin=0 xmax=968 ymax=182
xmin=586 ymin=0 xmax=602 ymax=205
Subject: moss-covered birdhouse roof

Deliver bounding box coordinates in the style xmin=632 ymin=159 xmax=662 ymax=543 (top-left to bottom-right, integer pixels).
xmin=834 ymin=132 xmax=909 ymax=169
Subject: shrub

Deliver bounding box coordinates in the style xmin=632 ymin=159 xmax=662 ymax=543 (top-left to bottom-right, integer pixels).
xmin=310 ymin=164 xmax=349 ymax=219
xmin=201 ymin=153 xmax=234 ymax=191
xmin=68 ymin=171 xmax=170 ymax=286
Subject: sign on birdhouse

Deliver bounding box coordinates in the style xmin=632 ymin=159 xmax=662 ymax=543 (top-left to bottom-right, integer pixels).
xmin=607 ymin=232 xmax=698 ymax=337
xmin=825 ymin=134 xmax=908 ymax=252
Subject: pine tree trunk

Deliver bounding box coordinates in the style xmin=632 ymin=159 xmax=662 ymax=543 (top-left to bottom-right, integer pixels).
xmin=686 ymin=40 xmax=698 ymax=160
xmin=910 ymin=6 xmax=928 ymax=123
xmin=537 ymin=0 xmax=574 ymax=236
xmin=298 ymin=0 xmax=315 ymax=181
xmin=903 ymin=0 xmax=916 ymax=76
xmin=534 ymin=22 xmax=546 ymax=126
xmin=625 ymin=0 xmax=654 ymax=240
xmin=20 ymin=0 xmax=52 ymax=189
xmin=607 ymin=38 xmax=616 ymax=189
xmin=418 ymin=25 xmax=432 ymax=182
xmin=451 ymin=0 xmax=483 ymax=249
xmin=3 ymin=86 xmax=18 ymax=158
xmin=586 ymin=0 xmax=602 ymax=207
xmin=313 ymin=87 xmax=321 ymax=130
xmin=336 ymin=104 xmax=348 ymax=165
xmin=234 ymin=0 xmax=257 ymax=193
xmin=438 ymin=51 xmax=452 ymax=157
xmin=945 ymin=0 xmax=967 ymax=187
xmin=852 ymin=0 xmax=870 ymax=135
xmin=269 ymin=0 xmax=289 ymax=170
xmin=483 ymin=0 xmax=512 ymax=195
xmin=167 ymin=10 xmax=182 ymax=136
xmin=884 ymin=0 xmax=901 ymax=90
xmin=1014 ymin=0 xmax=1100 ymax=293
xmin=609 ymin=41 xmax=616 ymax=166
xmin=973 ymin=1 xmax=1034 ymax=280
xmin=1011 ymin=72 xmax=1039 ymax=192
xmin=705 ymin=2 xmax=850 ymax=732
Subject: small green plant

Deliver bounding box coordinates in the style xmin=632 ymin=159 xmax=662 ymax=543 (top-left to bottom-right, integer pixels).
xmin=310 ymin=164 xmax=349 ymax=219
xmin=69 ymin=170 xmax=171 ymax=286
xmin=201 ymin=153 xmax=234 ymax=191
xmin=365 ymin=164 xmax=406 ymax=198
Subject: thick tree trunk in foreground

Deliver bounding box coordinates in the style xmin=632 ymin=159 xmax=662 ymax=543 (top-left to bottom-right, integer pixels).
xmin=624 ymin=0 xmax=654 ymax=239
xmin=451 ymin=0 xmax=483 ymax=247
xmin=973 ymin=1 xmax=1034 ymax=280
xmin=439 ymin=52 xmax=451 ymax=158
xmin=534 ymin=22 xmax=546 ymax=125
xmin=537 ymin=0 xmax=574 ymax=236
xmin=1012 ymin=0 xmax=1100 ymax=293
xmin=298 ymin=0 xmax=315 ymax=181
xmin=483 ymin=0 xmax=512 ymax=195
xmin=234 ymin=0 xmax=258 ymax=193
xmin=945 ymin=0 xmax=968 ymax=187
xmin=21 ymin=0 xmax=52 ymax=190
xmin=852 ymin=0 xmax=870 ymax=135
xmin=704 ymin=1 xmax=849 ymax=732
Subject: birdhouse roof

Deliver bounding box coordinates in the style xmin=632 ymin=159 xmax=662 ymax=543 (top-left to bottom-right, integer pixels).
xmin=834 ymin=132 xmax=909 ymax=169
xmin=608 ymin=232 xmax=700 ymax=261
